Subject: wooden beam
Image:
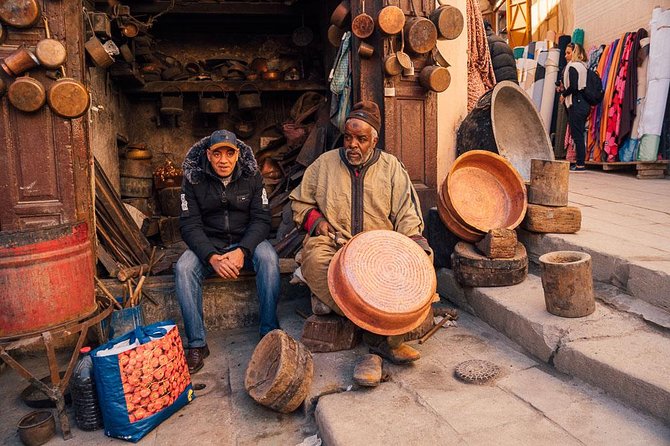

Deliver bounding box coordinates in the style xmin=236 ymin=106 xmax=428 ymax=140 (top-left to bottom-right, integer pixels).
xmin=94 ymin=1 xmax=297 ymax=16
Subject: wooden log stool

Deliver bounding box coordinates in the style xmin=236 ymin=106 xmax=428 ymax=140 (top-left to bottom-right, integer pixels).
xmin=522 ymin=204 xmax=581 ymax=233
xmin=301 ymin=314 xmax=361 ymax=353
xmin=524 ymin=159 xmax=581 ymax=234
xmin=245 ymin=329 xmax=313 ymax=413
xmin=452 ymin=241 xmax=528 ymax=287
xmin=539 ymin=251 xmax=595 ymax=317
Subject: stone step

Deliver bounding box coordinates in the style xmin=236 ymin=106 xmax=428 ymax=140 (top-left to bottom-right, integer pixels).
xmin=437 ymin=268 xmax=670 ymax=424
xmin=518 ymin=221 xmax=670 ymax=314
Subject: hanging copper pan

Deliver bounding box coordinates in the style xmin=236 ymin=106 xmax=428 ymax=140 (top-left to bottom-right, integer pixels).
xmin=327 ymin=230 xmax=436 ymax=336
xmin=419 ymin=65 xmax=450 ymax=92
xmin=377 ymin=0 xmax=404 ymax=36
xmin=358 ymin=42 xmax=374 ymax=59
xmin=47 ymin=68 xmax=90 ymax=119
xmin=7 ymin=74 xmax=46 ymax=113
xmin=351 ymin=0 xmax=374 ymax=39
xmin=383 ymin=38 xmax=402 ymax=76
xmin=330 ymin=0 xmax=350 ymax=28
xmin=35 ymin=17 xmax=67 ymax=70
xmin=0 ymin=0 xmax=41 ymax=29
xmin=403 ymin=0 xmax=437 ymax=54
xmin=84 ymin=36 xmax=114 ymax=68
xmin=430 ymin=1 xmax=464 ymax=40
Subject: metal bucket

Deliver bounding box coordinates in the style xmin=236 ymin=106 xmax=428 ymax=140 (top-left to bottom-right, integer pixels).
xmin=0 ymin=222 xmax=97 ymax=340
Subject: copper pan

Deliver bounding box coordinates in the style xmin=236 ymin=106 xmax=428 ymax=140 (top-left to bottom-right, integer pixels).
xmin=35 ymin=17 xmax=67 ymax=70
xmin=330 ymin=0 xmax=350 ymax=28
xmin=7 ymin=74 xmax=46 ymax=113
xmin=419 ymin=65 xmax=450 ymax=92
xmin=446 ymin=150 xmax=527 ymax=233
xmin=437 ymin=180 xmax=483 ymax=243
xmin=0 ymin=0 xmax=40 ymax=28
xmin=1 ymin=47 xmax=39 ymax=77
xmin=430 ymin=1 xmax=464 ymax=40
xmin=351 ymin=0 xmax=374 ymax=39
xmin=327 ymin=230 xmax=436 ymax=336
xmin=377 ymin=0 xmax=404 ymax=36
xmin=47 ymin=68 xmax=90 ymax=119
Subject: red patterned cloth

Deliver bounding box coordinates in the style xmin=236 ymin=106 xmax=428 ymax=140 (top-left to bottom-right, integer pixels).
xmin=466 ymin=0 xmax=495 ymax=112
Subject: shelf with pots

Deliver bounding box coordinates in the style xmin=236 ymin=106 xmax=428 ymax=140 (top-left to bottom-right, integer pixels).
xmin=125 ymin=79 xmax=328 ymax=94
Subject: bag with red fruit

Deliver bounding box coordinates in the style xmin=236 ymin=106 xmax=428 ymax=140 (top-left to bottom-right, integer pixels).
xmin=91 ymin=321 xmax=195 ymax=442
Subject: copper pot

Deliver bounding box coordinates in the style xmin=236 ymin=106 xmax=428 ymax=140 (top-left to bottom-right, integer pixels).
xmin=358 ymin=42 xmax=374 ymax=59
xmin=47 ymin=70 xmax=90 ymax=119
xmin=1 ymin=47 xmax=39 ymax=77
xmin=419 ymin=65 xmax=450 ymax=92
xmin=430 ymin=1 xmax=464 ymax=40
xmin=0 ymin=0 xmax=41 ymax=29
xmin=330 ymin=0 xmax=350 ymax=28
xmin=250 ymin=57 xmax=269 ymax=74
xmin=383 ymin=52 xmax=402 ymax=76
xmin=351 ymin=0 xmax=374 ymax=39
xmin=84 ymin=36 xmax=114 ymax=68
xmin=237 ymin=83 xmax=261 ymax=110
xmin=403 ymin=16 xmax=438 ymax=54
xmin=7 ymin=75 xmax=46 ymax=113
xmin=121 ymin=22 xmax=140 ymax=38
xmin=377 ymin=0 xmax=405 ymax=36
xmin=35 ymin=17 xmax=67 ymax=70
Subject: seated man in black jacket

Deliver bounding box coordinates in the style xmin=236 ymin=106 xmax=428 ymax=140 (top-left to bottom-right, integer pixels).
xmin=176 ymin=129 xmax=280 ymax=373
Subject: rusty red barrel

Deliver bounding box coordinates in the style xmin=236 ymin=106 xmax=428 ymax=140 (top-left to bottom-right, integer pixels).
xmin=0 ymin=222 xmax=97 ymax=340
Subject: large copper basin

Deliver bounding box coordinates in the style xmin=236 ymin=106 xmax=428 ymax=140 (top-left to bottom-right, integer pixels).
xmin=437 ymin=181 xmax=483 ymax=243
xmin=447 ymin=150 xmax=527 ymax=233
xmin=327 ymin=230 xmax=436 ymax=336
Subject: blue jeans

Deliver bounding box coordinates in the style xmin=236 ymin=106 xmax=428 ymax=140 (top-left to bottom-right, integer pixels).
xmin=174 ymin=240 xmax=281 ymax=347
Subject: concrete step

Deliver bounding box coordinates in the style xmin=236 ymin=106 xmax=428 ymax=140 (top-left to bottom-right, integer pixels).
xmin=437 ymin=268 xmax=670 ymax=424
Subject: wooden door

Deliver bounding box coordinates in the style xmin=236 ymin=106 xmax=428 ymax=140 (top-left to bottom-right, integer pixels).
xmin=0 ymin=1 xmax=91 ymax=231
xmin=506 ymin=0 xmax=532 ymax=48
xmin=352 ymin=0 xmax=438 ymax=215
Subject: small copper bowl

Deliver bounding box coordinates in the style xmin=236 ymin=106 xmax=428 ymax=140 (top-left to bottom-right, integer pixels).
xmin=17 ymin=410 xmax=55 ymax=446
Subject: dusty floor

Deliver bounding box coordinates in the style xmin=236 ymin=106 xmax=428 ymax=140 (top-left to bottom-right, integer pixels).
xmin=2 ymin=295 xmax=669 ymax=446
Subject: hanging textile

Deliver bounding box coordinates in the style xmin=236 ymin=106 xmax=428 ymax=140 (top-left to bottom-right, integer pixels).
xmin=329 ymin=32 xmax=352 ymax=133
xmin=604 ymin=33 xmax=636 ymax=161
xmin=466 ymin=0 xmax=495 ymax=112
xmin=532 ymin=49 xmax=549 ymax=109
xmin=659 ymin=87 xmax=670 ymax=159
xmin=588 ymin=42 xmax=614 ymax=161
xmin=619 ymin=37 xmax=650 ymax=162
xmin=618 ymin=29 xmax=648 ymax=147
xmin=638 ymin=7 xmax=670 ymax=161
xmin=598 ymin=37 xmax=625 ymax=160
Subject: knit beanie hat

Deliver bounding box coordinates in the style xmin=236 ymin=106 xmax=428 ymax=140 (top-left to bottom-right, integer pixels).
xmin=347 ymin=100 xmax=381 ymax=132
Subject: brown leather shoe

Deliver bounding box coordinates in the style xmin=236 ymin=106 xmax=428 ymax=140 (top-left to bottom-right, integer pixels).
xmin=369 ymin=342 xmax=420 ymax=365
xmin=353 ymin=354 xmax=382 ymax=387
xmin=186 ymin=345 xmax=210 ymax=374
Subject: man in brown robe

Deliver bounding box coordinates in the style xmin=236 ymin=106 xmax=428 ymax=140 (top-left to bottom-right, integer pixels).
xmin=290 ymin=100 xmax=431 ymax=386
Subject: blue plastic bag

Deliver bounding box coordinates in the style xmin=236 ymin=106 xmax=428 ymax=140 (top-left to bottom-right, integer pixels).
xmin=91 ymin=322 xmax=194 ymax=442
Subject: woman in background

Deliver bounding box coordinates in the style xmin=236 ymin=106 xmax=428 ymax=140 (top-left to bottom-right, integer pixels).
xmin=561 ymin=43 xmax=590 ymax=171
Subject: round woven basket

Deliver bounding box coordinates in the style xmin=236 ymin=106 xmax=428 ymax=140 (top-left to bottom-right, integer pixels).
xmin=327 ymin=230 xmax=436 ymax=335
xmin=447 ymin=150 xmax=527 ymax=233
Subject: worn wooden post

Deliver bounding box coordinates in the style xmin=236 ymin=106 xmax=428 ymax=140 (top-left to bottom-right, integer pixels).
xmin=522 ymin=204 xmax=581 ymax=233
xmin=528 ymin=159 xmax=570 ymax=206
xmin=539 ymin=251 xmax=595 ymax=318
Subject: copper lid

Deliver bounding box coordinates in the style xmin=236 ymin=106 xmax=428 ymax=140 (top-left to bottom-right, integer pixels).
xmin=447 ymin=150 xmax=527 ymax=233
xmin=328 ymin=230 xmax=436 ymax=335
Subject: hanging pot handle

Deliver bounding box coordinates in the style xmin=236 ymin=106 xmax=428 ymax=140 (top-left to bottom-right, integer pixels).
xmin=432 ymin=47 xmax=450 ymax=68
xmin=161 ymin=85 xmax=182 ymax=96
xmin=200 ymin=83 xmax=225 ymax=97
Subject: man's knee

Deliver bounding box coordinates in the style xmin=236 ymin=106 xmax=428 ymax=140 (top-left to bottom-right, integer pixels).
xmin=253 ymin=240 xmax=279 ymax=267
xmin=175 ymin=250 xmax=202 ymax=279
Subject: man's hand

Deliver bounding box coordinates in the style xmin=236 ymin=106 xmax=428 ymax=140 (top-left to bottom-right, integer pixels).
xmin=209 ymin=253 xmax=240 ymax=279
xmin=221 ymin=248 xmax=245 ymax=272
xmin=314 ymin=219 xmax=335 ymax=237
xmin=559 ymin=95 xmax=565 ymax=104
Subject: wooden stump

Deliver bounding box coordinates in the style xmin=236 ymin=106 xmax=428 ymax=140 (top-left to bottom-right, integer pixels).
xmin=475 ymin=229 xmax=517 ymax=259
xmin=539 ymin=251 xmax=595 ymax=317
xmin=245 ymin=330 xmax=314 ymax=413
xmin=158 ymin=216 xmax=181 ymax=245
xmin=301 ymin=314 xmax=361 ymax=353
xmin=528 ymin=159 xmax=569 ymax=206
xmin=522 ymin=204 xmax=581 ymax=233
xmin=452 ymin=241 xmax=528 ymax=287
xmin=400 ymin=307 xmax=435 ymax=342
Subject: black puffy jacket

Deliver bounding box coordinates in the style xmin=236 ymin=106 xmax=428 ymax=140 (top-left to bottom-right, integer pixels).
xmin=486 ymin=28 xmax=518 ymax=84
xmin=179 ymin=136 xmax=270 ymax=263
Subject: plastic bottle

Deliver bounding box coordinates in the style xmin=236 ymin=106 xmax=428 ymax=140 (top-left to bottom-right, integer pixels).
xmin=71 ymin=346 xmax=104 ymax=431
